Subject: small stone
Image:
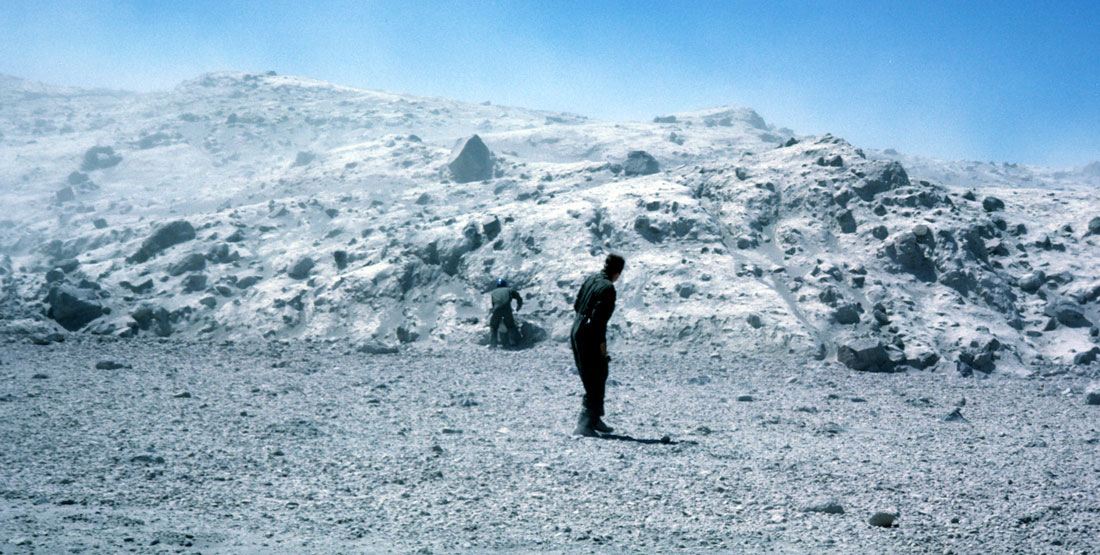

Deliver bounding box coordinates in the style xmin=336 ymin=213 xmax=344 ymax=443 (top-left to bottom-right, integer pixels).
xmin=800 ymin=500 xmax=845 ymax=514
xmin=736 ymin=394 xmax=753 ymax=402
xmin=31 ymin=373 xmax=48 ymax=379
xmin=868 ymin=511 xmax=898 ymax=527
xmin=95 ymin=360 xmax=127 ymax=370
xmin=130 ymin=454 xmax=165 ymax=464
xmin=944 ymin=408 xmax=967 ymax=422
xmin=173 ymin=391 xmax=192 ymax=398
xmin=660 ymin=435 xmax=671 ymax=444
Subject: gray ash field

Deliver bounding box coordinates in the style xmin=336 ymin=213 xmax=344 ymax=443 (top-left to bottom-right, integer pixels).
xmin=2 ymin=336 xmax=1098 ymax=553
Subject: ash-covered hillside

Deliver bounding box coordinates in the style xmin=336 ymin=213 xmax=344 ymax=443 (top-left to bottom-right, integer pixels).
xmin=1 ymin=72 xmax=1098 ymax=375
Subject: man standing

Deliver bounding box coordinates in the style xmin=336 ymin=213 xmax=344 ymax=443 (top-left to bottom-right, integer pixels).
xmin=488 ymin=278 xmax=523 ymax=348
xmin=570 ymin=254 xmax=624 ymax=436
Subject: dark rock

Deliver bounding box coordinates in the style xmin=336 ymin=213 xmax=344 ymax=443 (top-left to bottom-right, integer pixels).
xmin=30 ymin=332 xmax=65 ymax=345
xmin=56 ymin=186 xmax=75 ymax=203
xmin=746 ymin=313 xmax=764 ymax=329
xmin=415 ymin=193 xmax=431 ymax=205
xmin=357 ymin=342 xmax=399 ymax=355
xmin=482 ymin=217 xmax=502 ymax=241
xmin=236 ymin=275 xmax=262 ymax=289
xmin=1019 ymin=271 xmax=1046 ymax=293
xmin=871 ymin=225 xmax=889 ymax=240
xmin=45 ymin=268 xmax=65 ymax=283
xmin=120 ymin=279 xmax=154 ymax=294
xmin=167 ymin=253 xmax=206 ymax=276
xmin=944 ymin=408 xmax=967 ymax=422
xmin=46 ymin=285 xmax=105 ymax=331
xmin=1088 ymin=217 xmax=1100 ymax=236
xmin=1074 ymin=347 xmax=1100 ymax=366
xmin=31 ymin=373 xmax=49 ymax=379
xmin=287 ymin=256 xmax=315 ymax=280
xmin=653 ymin=115 xmax=677 ymax=123
xmin=198 ymin=296 xmax=217 ymax=308
xmin=95 ymin=360 xmax=128 ymax=370
xmin=333 ymin=250 xmax=348 ymax=270
xmin=884 ymin=231 xmax=935 ymax=282
xmin=833 ymin=303 xmax=861 ymax=325
xmin=93 ymin=217 xmax=108 ymax=229
xmin=130 ymin=454 xmax=165 ymax=464
xmin=68 ymin=171 xmax=90 ymax=185
xmin=835 ymin=209 xmax=856 ymax=233
xmin=1086 ymin=384 xmax=1100 ymax=405
xmin=675 ymin=282 xmax=696 ymax=299
xmin=1046 ymin=301 xmax=1092 ymax=328
xmin=982 ymin=196 xmax=1005 ymax=212
xmin=293 ymin=151 xmax=315 ymax=166
xmin=736 ymin=394 xmax=753 ymax=402
xmin=622 ymin=151 xmax=660 ymax=176
xmin=447 ymin=135 xmax=494 ymax=183
xmin=396 ymin=326 xmax=419 ymax=343
xmin=868 ymin=512 xmax=898 ymax=527
xmin=853 ymin=161 xmax=909 ymax=200
xmin=81 ymin=146 xmax=122 ymax=171
xmin=181 ymin=273 xmax=207 ymax=293
xmin=205 ymin=243 xmax=237 ymax=264
xmin=131 ymin=305 xmax=172 ymax=336
xmin=173 ymin=391 xmax=192 ymax=398
xmin=837 ymin=337 xmax=892 ymax=372
xmin=128 ymin=220 xmax=196 ymax=264
xmin=800 ymin=500 xmax=845 ymax=514
xmin=225 ymin=228 xmax=245 ymax=243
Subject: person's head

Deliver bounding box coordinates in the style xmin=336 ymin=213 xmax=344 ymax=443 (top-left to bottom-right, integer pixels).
xmin=495 ymin=278 xmax=508 ymax=288
xmin=603 ymin=254 xmax=625 ymax=282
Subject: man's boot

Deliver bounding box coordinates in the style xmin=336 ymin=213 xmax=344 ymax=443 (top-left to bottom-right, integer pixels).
xmin=591 ymin=416 xmax=613 ymax=434
xmin=573 ymin=409 xmax=597 ymax=437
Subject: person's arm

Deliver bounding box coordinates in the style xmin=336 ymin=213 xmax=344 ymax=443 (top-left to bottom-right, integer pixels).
xmin=512 ymin=290 xmax=523 ymax=311
xmin=590 ymin=286 xmax=617 ymax=342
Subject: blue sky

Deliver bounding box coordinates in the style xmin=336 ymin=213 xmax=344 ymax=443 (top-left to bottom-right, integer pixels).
xmin=2 ymin=0 xmax=1098 ymax=167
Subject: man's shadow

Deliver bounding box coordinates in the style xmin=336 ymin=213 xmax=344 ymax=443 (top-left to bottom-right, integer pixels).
xmin=596 ymin=433 xmax=689 ymax=445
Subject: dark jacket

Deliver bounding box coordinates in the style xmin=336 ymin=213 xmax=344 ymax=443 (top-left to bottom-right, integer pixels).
xmin=572 ymin=271 xmax=617 ymax=343
xmin=490 ymin=286 xmax=522 ymax=313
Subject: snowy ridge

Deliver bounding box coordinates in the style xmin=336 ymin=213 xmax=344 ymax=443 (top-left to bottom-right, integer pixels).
xmin=1 ymin=72 xmax=1098 ymax=374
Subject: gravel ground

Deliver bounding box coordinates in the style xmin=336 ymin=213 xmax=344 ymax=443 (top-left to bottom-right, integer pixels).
xmin=1 ymin=336 xmax=1098 ymax=553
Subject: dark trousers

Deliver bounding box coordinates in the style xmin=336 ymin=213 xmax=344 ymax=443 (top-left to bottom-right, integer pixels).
xmin=570 ymin=327 xmax=608 ymax=417
xmin=489 ymin=308 xmax=517 ymax=347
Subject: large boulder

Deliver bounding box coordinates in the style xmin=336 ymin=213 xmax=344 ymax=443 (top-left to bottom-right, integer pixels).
xmin=128 ymin=220 xmax=196 ymax=264
xmin=167 ymin=253 xmax=206 ymax=276
xmin=46 ymin=285 xmax=105 ymax=331
xmin=287 ymin=256 xmax=315 ymax=280
xmin=447 ymin=135 xmax=493 ymax=183
xmin=622 ymin=151 xmax=660 ymax=176
xmin=1087 ymin=217 xmax=1100 ymax=236
xmin=80 ymin=146 xmax=122 ymax=171
xmin=837 ymin=337 xmax=892 ymax=372
xmin=1046 ymin=301 xmax=1092 ymax=328
xmin=853 ymin=160 xmax=909 ymax=200
xmin=884 ymin=231 xmax=935 ymax=282
xmin=1019 ymin=271 xmax=1047 ymax=293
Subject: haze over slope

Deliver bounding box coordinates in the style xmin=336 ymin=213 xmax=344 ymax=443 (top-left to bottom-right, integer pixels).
xmin=1 ymin=72 xmax=1098 ymax=375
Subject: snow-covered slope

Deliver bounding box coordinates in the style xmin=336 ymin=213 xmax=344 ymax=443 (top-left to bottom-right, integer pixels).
xmin=1 ymin=72 xmax=1098 ymax=375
